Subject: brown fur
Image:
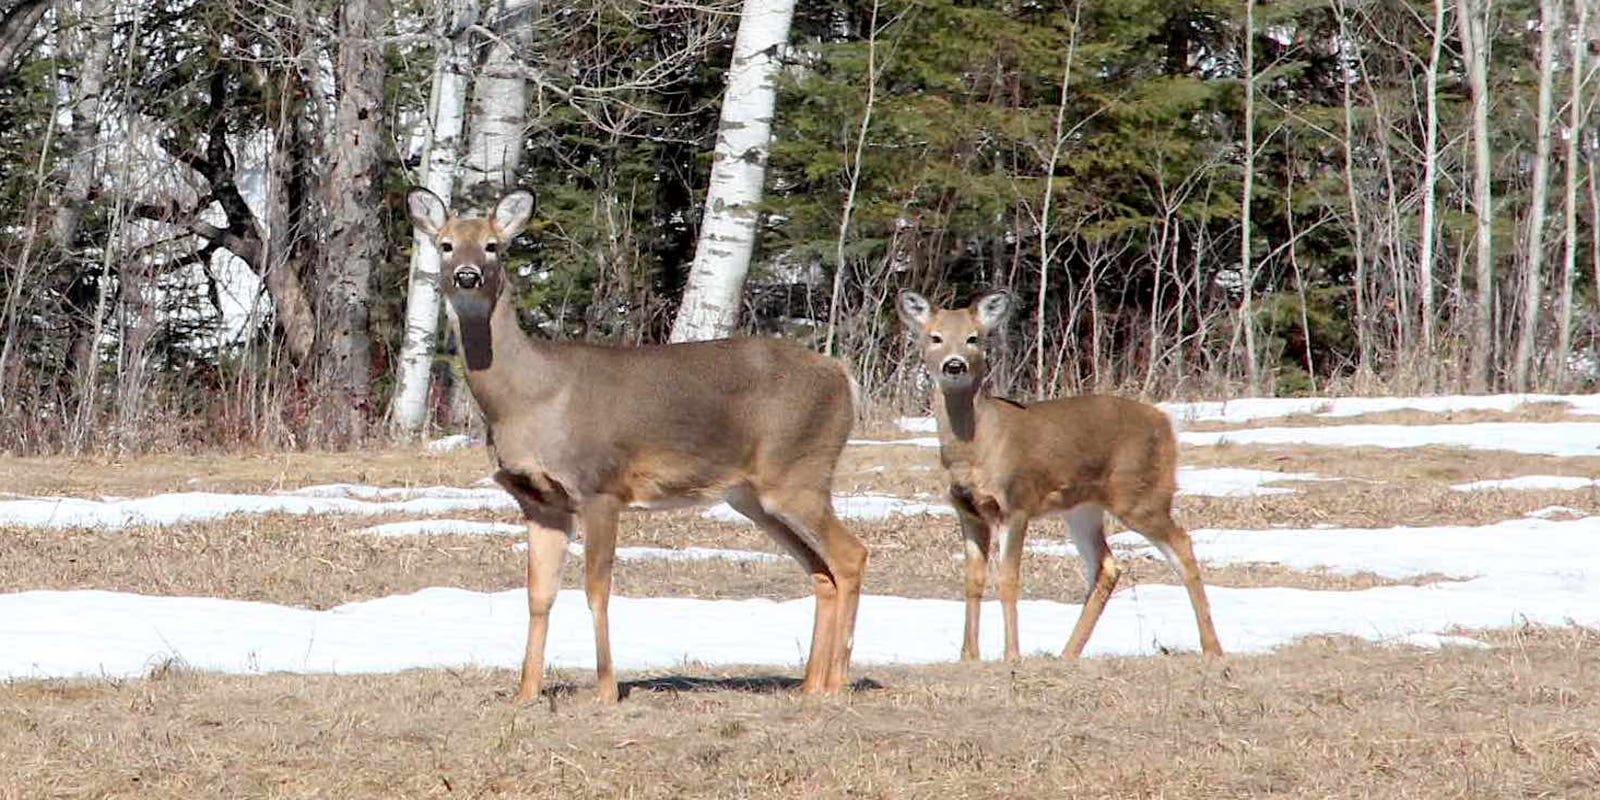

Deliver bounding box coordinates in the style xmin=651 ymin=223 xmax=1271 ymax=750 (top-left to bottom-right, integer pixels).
xmin=408 ymin=188 xmax=867 ymax=702
xmin=897 ymin=290 xmax=1222 ymax=661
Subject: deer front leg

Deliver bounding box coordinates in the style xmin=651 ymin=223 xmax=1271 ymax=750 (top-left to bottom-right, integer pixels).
xmin=996 ymin=513 xmax=1031 ymax=662
xmin=579 ymin=496 xmax=622 ymax=704
xmin=952 ymin=491 xmax=991 ymax=662
xmin=517 ymin=508 xmax=572 ymax=703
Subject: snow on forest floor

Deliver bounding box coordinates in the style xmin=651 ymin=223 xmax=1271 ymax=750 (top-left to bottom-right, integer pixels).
xmin=4 ymin=396 xmax=1600 ymax=681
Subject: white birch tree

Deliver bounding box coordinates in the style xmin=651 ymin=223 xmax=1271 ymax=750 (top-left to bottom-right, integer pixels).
xmin=1459 ymin=0 xmax=1495 ymax=390
xmin=460 ymin=0 xmax=533 ymax=197
xmin=1555 ymin=0 xmax=1589 ymax=383
xmin=1236 ymin=0 xmax=1259 ymax=392
xmin=1415 ymin=0 xmax=1445 ymax=357
xmin=391 ymin=0 xmax=477 ymax=436
xmin=1513 ymin=0 xmax=1560 ymax=391
xmin=670 ymin=0 xmax=797 ymax=343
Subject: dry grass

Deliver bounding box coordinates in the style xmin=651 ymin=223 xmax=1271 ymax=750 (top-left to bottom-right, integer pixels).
xmin=6 ymin=635 xmax=1600 ymax=799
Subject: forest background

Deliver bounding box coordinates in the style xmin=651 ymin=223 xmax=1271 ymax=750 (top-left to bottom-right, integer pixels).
xmin=0 ymin=0 xmax=1596 ymax=453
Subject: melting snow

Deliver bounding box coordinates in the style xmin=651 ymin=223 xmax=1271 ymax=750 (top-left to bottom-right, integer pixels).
xmin=1450 ymin=476 xmax=1599 ymax=492
xmin=1180 ymin=422 xmax=1600 ymax=457
xmin=12 ymin=515 xmax=1600 ymax=679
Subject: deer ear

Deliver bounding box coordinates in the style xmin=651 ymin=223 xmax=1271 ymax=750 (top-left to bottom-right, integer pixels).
xmin=407 ymin=189 xmax=448 ymax=237
xmin=493 ymin=191 xmax=535 ymax=237
xmin=897 ymin=291 xmax=933 ymax=329
xmin=972 ymin=291 xmax=1011 ymax=332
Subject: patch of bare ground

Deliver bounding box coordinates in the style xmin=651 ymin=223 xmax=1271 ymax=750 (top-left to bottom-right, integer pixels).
xmin=0 ymin=447 xmax=492 ymax=497
xmin=0 ymin=508 xmax=1442 ymax=610
xmin=1179 ymin=400 xmax=1585 ymax=431
xmin=6 ymin=636 xmax=1600 ymax=799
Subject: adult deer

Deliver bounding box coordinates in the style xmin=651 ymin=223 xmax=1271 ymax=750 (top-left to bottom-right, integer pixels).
xmin=407 ymin=188 xmax=867 ymax=703
xmin=897 ymin=290 xmax=1222 ymax=661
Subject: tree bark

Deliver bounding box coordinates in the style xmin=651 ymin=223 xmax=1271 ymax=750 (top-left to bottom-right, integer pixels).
xmin=460 ymin=0 xmax=533 ymax=202
xmin=50 ymin=0 xmax=113 ymax=255
xmin=317 ymin=0 xmax=388 ymax=445
xmin=1459 ymin=0 xmax=1495 ymax=391
xmin=391 ymin=0 xmax=477 ymax=437
xmin=1415 ymin=0 xmax=1445 ymax=363
xmin=1555 ymin=0 xmax=1588 ymax=385
xmin=1513 ymin=0 xmax=1560 ymax=391
xmin=0 ymin=0 xmax=51 ymax=80
xmin=1236 ymin=0 xmax=1259 ymax=392
xmin=670 ymin=0 xmax=798 ymax=343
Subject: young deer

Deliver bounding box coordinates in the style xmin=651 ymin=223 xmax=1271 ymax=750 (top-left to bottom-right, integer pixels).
xmin=408 ymin=188 xmax=867 ymax=703
xmin=897 ymin=290 xmax=1222 ymax=661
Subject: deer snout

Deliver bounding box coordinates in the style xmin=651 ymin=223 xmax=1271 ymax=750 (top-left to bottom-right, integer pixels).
xmin=453 ymin=266 xmax=483 ymax=290
xmin=940 ymin=357 xmax=969 ymax=377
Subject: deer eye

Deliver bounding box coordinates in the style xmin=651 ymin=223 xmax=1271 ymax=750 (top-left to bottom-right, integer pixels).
xmin=966 ymin=334 xmax=979 ymax=345
xmin=439 ymin=241 xmax=454 ymax=254
xmin=485 ymin=241 xmax=499 ymax=254
xmin=929 ymin=334 xmax=944 ymax=345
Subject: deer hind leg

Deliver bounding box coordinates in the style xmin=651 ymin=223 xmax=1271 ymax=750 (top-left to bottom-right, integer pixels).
xmin=762 ymin=487 xmax=867 ymax=693
xmin=579 ymin=496 xmax=622 ymax=703
xmin=517 ymin=509 xmax=573 ymax=702
xmin=726 ymin=487 xmax=839 ymax=694
xmin=1062 ymin=503 xmax=1120 ymax=659
xmin=996 ymin=513 xmax=1031 ymax=662
xmin=1119 ymin=504 xmax=1223 ymax=657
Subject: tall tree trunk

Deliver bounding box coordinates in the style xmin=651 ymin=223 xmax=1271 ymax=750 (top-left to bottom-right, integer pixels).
xmin=1555 ymin=0 xmax=1588 ymax=386
xmin=1513 ymin=0 xmax=1560 ymax=392
xmin=1236 ymin=0 xmax=1259 ymax=392
xmin=1415 ymin=0 xmax=1445 ymax=365
xmin=317 ymin=0 xmax=388 ymax=446
xmin=1459 ymin=0 xmax=1495 ymax=391
xmin=460 ymin=0 xmax=533 ymax=201
xmin=391 ymin=0 xmax=477 ymax=437
xmin=1036 ymin=1 xmax=1078 ymax=398
xmin=825 ymin=0 xmax=879 ymax=358
xmin=50 ymin=0 xmax=113 ymax=255
xmin=670 ymin=0 xmax=798 ymax=343
xmin=1335 ymin=0 xmax=1371 ymax=375
xmin=0 ymin=0 xmax=51 ymax=80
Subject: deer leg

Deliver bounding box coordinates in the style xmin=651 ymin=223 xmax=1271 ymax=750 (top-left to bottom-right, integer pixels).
xmin=1062 ymin=504 xmax=1119 ymax=659
xmin=1141 ymin=521 xmax=1224 ymax=657
xmin=952 ymin=494 xmax=991 ymax=661
xmin=579 ymin=496 xmax=622 ymax=703
xmin=517 ymin=508 xmax=572 ymax=702
xmin=996 ymin=513 xmax=1031 ymax=662
xmin=765 ymin=489 xmax=867 ymax=693
xmin=727 ymin=488 xmax=837 ymax=694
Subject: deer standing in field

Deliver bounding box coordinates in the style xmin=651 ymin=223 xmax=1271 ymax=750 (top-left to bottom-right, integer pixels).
xmin=407 ymin=188 xmax=867 ymax=703
xmin=897 ymin=290 xmax=1222 ymax=661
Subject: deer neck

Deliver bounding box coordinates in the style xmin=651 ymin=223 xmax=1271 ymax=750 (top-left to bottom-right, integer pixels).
xmin=934 ymin=382 xmax=989 ymax=459
xmin=452 ymin=286 xmax=559 ymax=424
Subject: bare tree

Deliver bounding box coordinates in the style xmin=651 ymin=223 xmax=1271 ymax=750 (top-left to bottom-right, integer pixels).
xmin=391 ymin=0 xmax=478 ymax=436
xmin=1236 ymin=0 xmax=1259 ymax=392
xmin=825 ymin=0 xmax=880 ymax=358
xmin=460 ymin=0 xmax=533 ymax=199
xmin=1458 ymin=0 xmax=1495 ymax=390
xmin=671 ymin=0 xmax=797 ymax=342
xmin=317 ymin=0 xmax=390 ymax=444
xmin=1415 ymin=0 xmax=1446 ymax=361
xmin=0 ymin=0 xmax=51 ymax=80
xmin=1513 ymin=0 xmax=1560 ymax=391
xmin=1555 ymin=0 xmax=1590 ymax=383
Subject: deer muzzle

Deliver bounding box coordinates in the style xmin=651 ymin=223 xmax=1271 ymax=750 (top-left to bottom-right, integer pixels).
xmin=453 ymin=266 xmax=484 ymax=290
xmin=940 ymin=357 xmax=969 ymax=377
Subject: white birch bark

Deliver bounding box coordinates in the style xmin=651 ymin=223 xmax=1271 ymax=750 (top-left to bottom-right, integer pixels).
xmin=1415 ymin=0 xmax=1445 ymax=356
xmin=670 ymin=0 xmax=797 ymax=343
xmin=51 ymin=0 xmax=114 ymax=254
xmin=461 ymin=0 xmax=533 ymax=196
xmin=391 ymin=0 xmax=476 ymax=436
xmin=1459 ymin=0 xmax=1495 ymax=391
xmin=1237 ymin=0 xmax=1259 ymax=392
xmin=1555 ymin=0 xmax=1588 ymax=384
xmin=1513 ymin=0 xmax=1560 ymax=391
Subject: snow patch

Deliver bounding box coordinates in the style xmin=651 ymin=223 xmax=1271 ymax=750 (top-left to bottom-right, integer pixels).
xmin=1450 ymin=476 xmax=1599 ymax=492
xmin=1181 ymin=422 xmax=1600 ymax=457
xmin=356 ymin=520 xmax=524 ymax=537
xmin=703 ymin=494 xmax=954 ymax=523
xmin=426 ymin=434 xmax=474 ymax=452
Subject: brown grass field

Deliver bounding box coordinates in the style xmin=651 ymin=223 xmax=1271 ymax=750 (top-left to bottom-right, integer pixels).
xmin=4 ymin=407 xmax=1600 ymax=797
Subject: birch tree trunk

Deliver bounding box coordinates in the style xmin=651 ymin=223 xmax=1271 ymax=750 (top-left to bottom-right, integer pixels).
xmin=1415 ymin=0 xmax=1445 ymax=361
xmin=0 ymin=0 xmax=51 ymax=80
xmin=1555 ymin=0 xmax=1588 ymax=384
xmin=1513 ymin=0 xmax=1560 ymax=392
xmin=670 ymin=0 xmax=797 ymax=343
xmin=317 ymin=0 xmax=388 ymax=446
xmin=460 ymin=0 xmax=533 ymax=200
xmin=50 ymin=0 xmax=114 ymax=255
xmin=1459 ymin=0 xmax=1495 ymax=391
xmin=391 ymin=0 xmax=476 ymax=437
xmin=1236 ymin=0 xmax=1259 ymax=392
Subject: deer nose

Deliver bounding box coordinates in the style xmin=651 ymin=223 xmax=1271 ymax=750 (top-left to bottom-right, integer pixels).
xmin=453 ymin=267 xmax=483 ymax=290
xmin=941 ymin=357 xmax=969 ymax=377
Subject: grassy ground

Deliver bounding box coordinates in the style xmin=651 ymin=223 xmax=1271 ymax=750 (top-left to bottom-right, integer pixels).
xmin=4 ymin=406 xmax=1599 ymax=797
xmin=6 ymin=631 xmax=1599 ymax=799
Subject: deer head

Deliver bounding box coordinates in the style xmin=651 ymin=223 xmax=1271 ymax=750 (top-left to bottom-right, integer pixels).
xmin=407 ymin=188 xmax=535 ymax=370
xmin=897 ymin=290 xmax=1011 ymax=392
